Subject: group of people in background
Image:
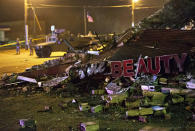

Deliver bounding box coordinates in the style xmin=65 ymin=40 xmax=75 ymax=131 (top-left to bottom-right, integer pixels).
xmin=16 ymin=38 xmax=33 ymax=56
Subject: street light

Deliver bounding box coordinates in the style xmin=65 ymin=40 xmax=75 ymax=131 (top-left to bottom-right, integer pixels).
xmin=24 ymin=0 xmax=29 ymax=49
xmin=131 ymin=0 xmax=139 ymax=27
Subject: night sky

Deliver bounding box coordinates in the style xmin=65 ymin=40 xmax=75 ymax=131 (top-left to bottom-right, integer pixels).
xmin=0 ymin=0 xmax=164 ymax=34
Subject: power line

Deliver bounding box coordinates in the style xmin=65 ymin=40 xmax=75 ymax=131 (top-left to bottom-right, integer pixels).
xmin=29 ymin=4 xmax=161 ymax=9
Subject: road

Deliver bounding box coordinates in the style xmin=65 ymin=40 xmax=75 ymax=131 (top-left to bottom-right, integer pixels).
xmin=0 ymin=48 xmax=65 ymax=77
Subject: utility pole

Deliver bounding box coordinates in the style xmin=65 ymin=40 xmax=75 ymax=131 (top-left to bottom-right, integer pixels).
xmin=33 ymin=8 xmax=36 ymax=34
xmin=131 ymin=0 xmax=135 ymax=27
xmin=84 ymin=7 xmax=87 ymax=35
xmin=24 ymin=0 xmax=29 ymax=49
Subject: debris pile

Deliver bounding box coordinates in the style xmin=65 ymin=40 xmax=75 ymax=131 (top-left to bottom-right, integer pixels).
xmin=1 ymin=0 xmax=195 ymax=128
xmin=0 ymin=39 xmax=195 ymax=130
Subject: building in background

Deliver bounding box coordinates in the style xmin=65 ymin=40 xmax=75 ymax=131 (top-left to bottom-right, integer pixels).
xmin=0 ymin=20 xmax=46 ymax=41
xmin=0 ymin=25 xmax=10 ymax=43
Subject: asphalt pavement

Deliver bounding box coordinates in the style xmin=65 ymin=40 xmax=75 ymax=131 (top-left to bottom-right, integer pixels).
xmin=0 ymin=48 xmax=65 ymax=77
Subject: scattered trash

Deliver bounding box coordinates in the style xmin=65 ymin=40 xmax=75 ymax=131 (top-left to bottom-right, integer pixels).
xmin=4 ymin=81 xmax=25 ymax=87
xmin=105 ymin=82 xmax=130 ymax=95
xmin=138 ymin=116 xmax=147 ymax=123
xmin=19 ymin=119 xmax=36 ymax=129
xmin=8 ymin=74 xmax=18 ymax=83
xmin=1 ymin=73 xmax=8 ymax=81
xmin=87 ymin=64 xmax=98 ymax=76
xmin=38 ymin=82 xmax=42 ymax=87
xmin=22 ymin=86 xmax=28 ymax=93
xmin=72 ymin=99 xmax=77 ymax=103
xmin=74 ymin=60 xmax=82 ymax=66
xmin=152 ymin=106 xmax=165 ymax=111
xmin=141 ymin=85 xmax=155 ymax=92
xmin=79 ymin=70 xmax=85 ymax=79
xmin=79 ymin=103 xmax=90 ymax=111
xmin=103 ymin=93 xmax=128 ymax=104
xmin=186 ymin=73 xmax=192 ymax=80
xmin=105 ymin=76 xmax=111 ymax=83
xmin=117 ymin=42 xmax=124 ymax=47
xmin=37 ymin=106 xmax=53 ymax=112
xmin=86 ymin=50 xmax=100 ymax=55
xmin=192 ymin=114 xmax=195 ymax=121
xmin=44 ymin=87 xmax=52 ymax=93
xmin=105 ymin=82 xmax=121 ymax=95
xmin=161 ymin=88 xmax=171 ymax=94
xmin=186 ymin=79 xmax=195 ymax=89
xmin=65 ymin=65 xmax=73 ymax=75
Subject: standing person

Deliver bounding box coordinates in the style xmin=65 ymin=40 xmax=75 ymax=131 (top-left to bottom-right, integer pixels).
xmin=29 ymin=38 xmax=33 ymax=56
xmin=16 ymin=38 xmax=20 ymax=55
